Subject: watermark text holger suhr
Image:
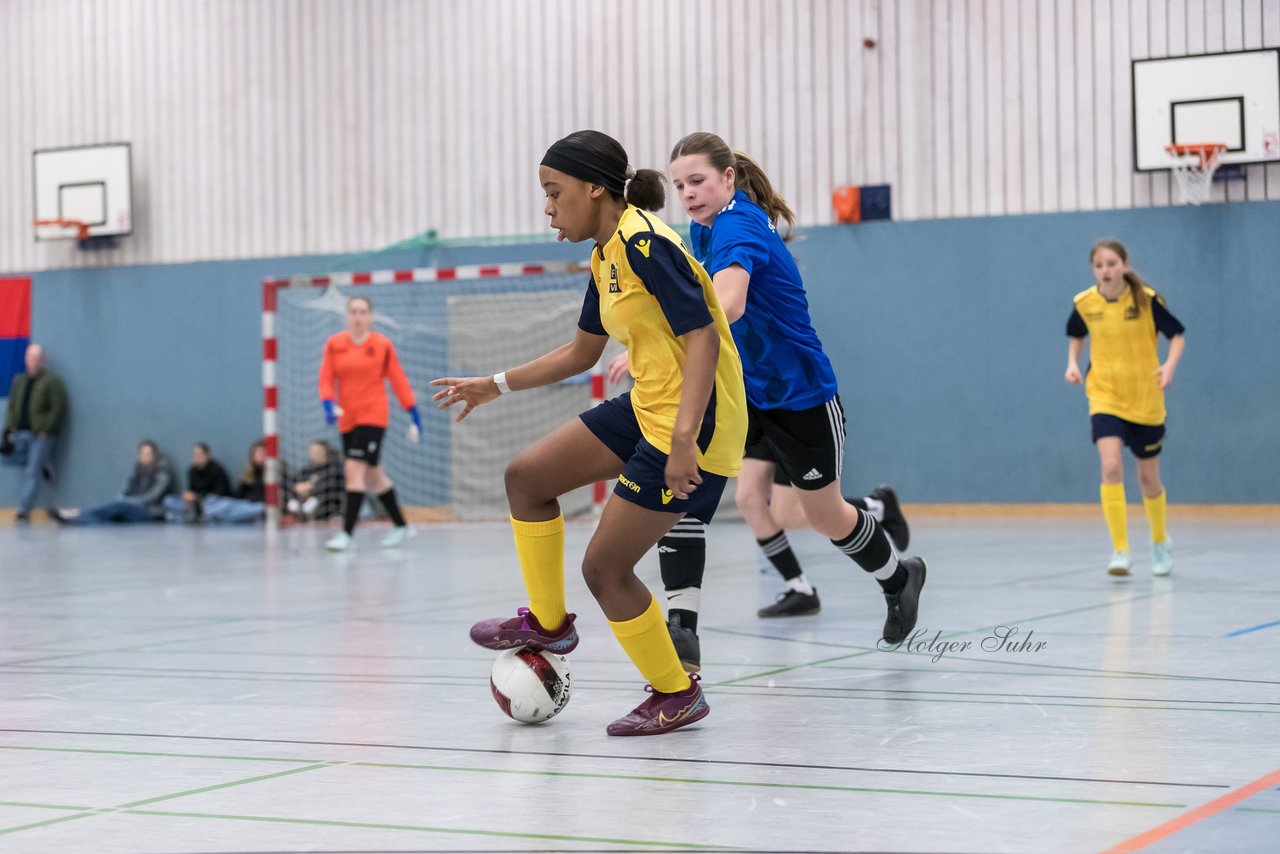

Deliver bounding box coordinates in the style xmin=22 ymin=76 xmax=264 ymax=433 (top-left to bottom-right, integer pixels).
xmin=878 ymin=626 xmax=1047 ymax=662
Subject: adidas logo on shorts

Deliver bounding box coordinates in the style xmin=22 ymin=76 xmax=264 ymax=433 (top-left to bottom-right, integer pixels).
xmin=802 ymin=468 xmax=822 ymax=481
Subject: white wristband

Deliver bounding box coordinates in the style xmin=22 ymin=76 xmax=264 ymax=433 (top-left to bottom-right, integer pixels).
xmin=493 ymin=371 xmax=511 ymax=395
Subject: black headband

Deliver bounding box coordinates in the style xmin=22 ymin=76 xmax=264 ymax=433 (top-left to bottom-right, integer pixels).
xmin=541 ymin=136 xmax=628 ymax=196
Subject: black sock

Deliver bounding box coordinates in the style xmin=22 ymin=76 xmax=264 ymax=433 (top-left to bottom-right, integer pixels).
xmin=378 ymin=488 xmax=406 ymax=527
xmin=660 ymin=516 xmax=706 ymax=632
xmin=343 ymin=491 xmax=364 ymax=534
xmin=831 ymin=508 xmax=905 ymax=593
xmin=757 ymin=530 xmax=804 ymax=581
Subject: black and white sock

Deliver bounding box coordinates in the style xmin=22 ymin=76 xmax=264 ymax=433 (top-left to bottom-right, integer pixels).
xmin=845 ymin=495 xmax=885 ymax=521
xmin=832 ymin=508 xmax=905 ymax=593
xmin=758 ymin=530 xmax=814 ymax=596
xmin=659 ymin=516 xmax=706 ymax=632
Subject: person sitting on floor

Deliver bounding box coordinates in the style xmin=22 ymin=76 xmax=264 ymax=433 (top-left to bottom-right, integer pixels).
xmin=50 ymin=439 xmax=176 ymax=525
xmin=286 ymin=439 xmax=343 ymax=522
xmin=201 ymin=440 xmax=274 ymax=524
xmin=163 ymin=442 xmax=233 ymax=523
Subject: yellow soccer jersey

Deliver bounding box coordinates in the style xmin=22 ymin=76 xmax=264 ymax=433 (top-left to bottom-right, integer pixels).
xmin=1066 ymin=285 xmax=1186 ymax=425
xmin=577 ymin=205 xmax=747 ymax=476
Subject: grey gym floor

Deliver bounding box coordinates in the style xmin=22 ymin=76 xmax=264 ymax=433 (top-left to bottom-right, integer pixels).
xmin=1 ymin=514 xmax=1277 ymax=853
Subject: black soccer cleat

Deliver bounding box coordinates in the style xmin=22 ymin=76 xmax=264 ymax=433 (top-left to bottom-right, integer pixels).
xmin=882 ymin=557 xmax=927 ymax=644
xmin=758 ymin=588 xmax=821 ymax=618
xmin=667 ymin=613 xmax=702 ymax=673
xmin=873 ymin=484 xmax=910 ymax=552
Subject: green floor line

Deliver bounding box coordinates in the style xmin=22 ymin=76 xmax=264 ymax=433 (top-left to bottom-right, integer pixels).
xmin=120 ymin=808 xmax=734 ymax=849
xmin=710 ymin=649 xmax=879 ymax=686
xmin=0 ymin=741 xmax=1191 ymax=813
xmin=955 ymin=590 xmax=1166 ymax=638
xmin=709 ymin=589 xmax=1167 ymax=686
xmin=116 ymin=762 xmax=335 ymax=809
xmin=349 ymin=761 xmax=1187 ymax=809
xmin=810 ymin=662 xmax=1254 ymax=684
xmin=868 ymin=650 xmax=1280 ymax=686
xmin=710 ymin=683 xmax=1280 ymax=708
xmin=0 ymin=744 xmax=321 ymax=764
xmin=0 ymin=668 xmax=643 ymax=694
xmin=1235 ymin=806 xmax=1280 ymax=814
xmin=0 ymin=812 xmax=97 ymax=836
xmin=707 ymin=689 xmax=1280 ymax=715
xmin=9 ymin=645 xmax=802 ymax=671
xmin=0 ymin=664 xmax=485 ymax=686
xmin=0 ymin=801 xmax=91 ymax=812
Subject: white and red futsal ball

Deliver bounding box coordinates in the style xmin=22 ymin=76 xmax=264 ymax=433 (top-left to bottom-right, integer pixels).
xmin=489 ymin=647 xmax=572 ymax=723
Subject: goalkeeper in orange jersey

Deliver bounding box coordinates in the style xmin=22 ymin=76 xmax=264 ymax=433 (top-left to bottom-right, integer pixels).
xmin=318 ymin=295 xmax=421 ymax=551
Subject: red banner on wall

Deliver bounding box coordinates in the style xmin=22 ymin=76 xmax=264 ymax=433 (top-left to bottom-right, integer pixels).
xmin=1 ymin=277 xmax=32 ymax=398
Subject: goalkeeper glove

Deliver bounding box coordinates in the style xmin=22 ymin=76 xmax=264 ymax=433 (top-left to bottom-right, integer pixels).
xmin=406 ymin=405 xmax=422 ymax=443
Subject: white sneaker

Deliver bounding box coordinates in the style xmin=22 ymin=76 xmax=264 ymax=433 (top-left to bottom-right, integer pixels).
xmin=1106 ymin=550 xmax=1132 ymax=576
xmin=325 ymin=531 xmax=354 ymax=552
xmin=1152 ymin=540 xmax=1174 ymax=576
xmin=380 ymin=526 xmax=414 ymax=548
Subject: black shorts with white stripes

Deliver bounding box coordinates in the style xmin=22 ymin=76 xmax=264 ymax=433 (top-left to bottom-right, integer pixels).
xmin=743 ymin=395 xmax=846 ymax=491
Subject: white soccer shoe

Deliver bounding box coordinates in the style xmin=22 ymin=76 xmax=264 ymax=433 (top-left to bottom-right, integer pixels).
xmin=1151 ymin=540 xmax=1174 ymax=577
xmin=1106 ymin=550 xmax=1132 ymax=576
xmin=380 ymin=526 xmax=414 ymax=549
xmin=325 ymin=531 xmax=354 ymax=552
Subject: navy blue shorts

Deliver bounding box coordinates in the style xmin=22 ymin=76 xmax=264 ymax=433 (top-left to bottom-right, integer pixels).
xmin=578 ymin=393 xmax=728 ymax=524
xmin=1091 ymin=414 xmax=1165 ymax=459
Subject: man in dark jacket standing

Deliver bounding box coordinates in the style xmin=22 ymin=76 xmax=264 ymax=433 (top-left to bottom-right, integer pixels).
xmin=2 ymin=344 xmax=68 ymax=523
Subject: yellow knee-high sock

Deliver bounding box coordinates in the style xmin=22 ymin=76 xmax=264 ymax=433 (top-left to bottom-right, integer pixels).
xmin=511 ymin=515 xmax=566 ymax=631
xmin=608 ymin=595 xmax=691 ymax=694
xmin=1143 ymin=490 xmax=1168 ymax=544
xmin=1100 ymin=483 xmax=1129 ymax=552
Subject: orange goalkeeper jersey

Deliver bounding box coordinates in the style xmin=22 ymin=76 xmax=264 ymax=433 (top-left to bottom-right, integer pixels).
xmin=318 ymin=331 xmax=415 ymax=433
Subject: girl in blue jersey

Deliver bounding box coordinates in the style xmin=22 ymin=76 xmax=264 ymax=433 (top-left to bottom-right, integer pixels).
xmin=662 ymin=131 xmax=927 ymax=653
xmin=431 ymin=131 xmax=748 ymax=736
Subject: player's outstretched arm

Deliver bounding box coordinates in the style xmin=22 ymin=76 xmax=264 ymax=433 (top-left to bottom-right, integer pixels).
xmin=432 ymin=329 xmax=607 ymax=422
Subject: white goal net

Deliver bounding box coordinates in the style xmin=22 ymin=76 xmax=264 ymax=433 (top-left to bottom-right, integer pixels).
xmin=264 ymin=262 xmax=624 ymax=524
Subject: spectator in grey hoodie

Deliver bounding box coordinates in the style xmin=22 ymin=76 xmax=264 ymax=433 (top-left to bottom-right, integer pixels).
xmin=50 ymin=440 xmax=176 ymax=524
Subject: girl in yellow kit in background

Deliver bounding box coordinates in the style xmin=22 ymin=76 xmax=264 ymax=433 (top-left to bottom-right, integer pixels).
xmin=1065 ymin=239 xmax=1186 ymax=577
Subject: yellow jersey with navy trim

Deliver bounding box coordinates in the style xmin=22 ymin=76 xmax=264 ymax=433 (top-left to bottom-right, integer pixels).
xmin=577 ymin=205 xmax=747 ymax=477
xmin=1066 ymin=285 xmax=1186 ymax=425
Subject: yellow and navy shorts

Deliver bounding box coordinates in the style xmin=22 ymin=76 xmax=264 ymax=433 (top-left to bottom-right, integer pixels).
xmin=579 ymin=393 xmax=728 ymax=524
xmin=1091 ymin=413 xmax=1165 ymax=459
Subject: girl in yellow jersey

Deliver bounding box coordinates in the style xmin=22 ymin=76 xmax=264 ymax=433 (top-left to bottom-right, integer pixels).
xmin=431 ymin=131 xmax=747 ymax=736
xmin=1065 ymin=240 xmax=1186 ymax=577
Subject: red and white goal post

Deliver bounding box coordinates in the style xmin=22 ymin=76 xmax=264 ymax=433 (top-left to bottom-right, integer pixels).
xmin=262 ymin=260 xmax=623 ymax=528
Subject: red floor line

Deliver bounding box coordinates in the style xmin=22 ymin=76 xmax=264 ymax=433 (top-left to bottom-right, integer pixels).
xmin=1103 ymin=766 xmax=1280 ymax=852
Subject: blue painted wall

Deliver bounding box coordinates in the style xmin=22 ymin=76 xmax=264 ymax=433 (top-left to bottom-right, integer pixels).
xmin=2 ymin=202 xmax=1277 ymax=508
xmin=797 ymin=202 xmax=1280 ymax=502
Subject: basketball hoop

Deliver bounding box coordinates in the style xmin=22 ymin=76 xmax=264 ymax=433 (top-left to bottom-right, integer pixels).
xmin=34 ymin=218 xmax=92 ymax=242
xmin=1164 ymin=143 xmax=1226 ymax=206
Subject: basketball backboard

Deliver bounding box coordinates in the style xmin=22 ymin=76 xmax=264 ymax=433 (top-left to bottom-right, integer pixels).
xmin=33 ymin=142 xmax=132 ymax=241
xmin=1132 ymin=49 xmax=1280 ymax=171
